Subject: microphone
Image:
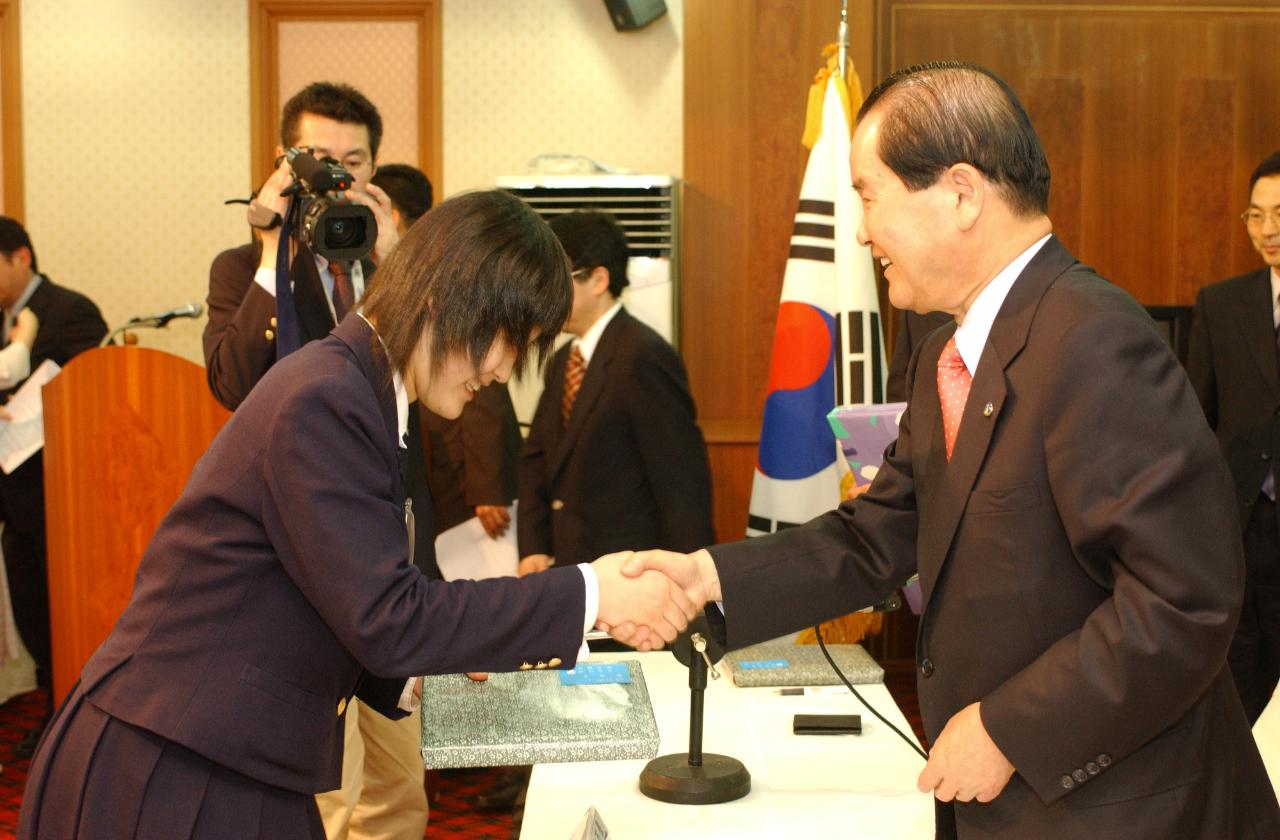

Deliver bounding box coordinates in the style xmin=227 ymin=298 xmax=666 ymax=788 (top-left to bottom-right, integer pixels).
xmin=127 ymin=302 xmax=204 ymax=327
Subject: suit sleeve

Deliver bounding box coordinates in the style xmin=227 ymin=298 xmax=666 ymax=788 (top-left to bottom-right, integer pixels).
xmin=261 ymin=374 xmax=586 ymax=678
xmin=978 ymin=309 xmax=1243 ymax=805
xmin=460 ymin=383 xmax=520 ymax=506
xmin=203 ymin=246 xmax=277 ymax=411
xmin=28 ymin=290 xmax=108 ymax=367
xmin=1185 ymin=287 xmax=1218 ymax=430
xmin=517 ymin=359 xmax=558 ymax=558
xmin=626 ymin=343 xmax=715 ymax=551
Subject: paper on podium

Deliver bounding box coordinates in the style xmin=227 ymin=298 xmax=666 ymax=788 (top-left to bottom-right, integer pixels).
xmin=434 ymin=502 xmax=519 ymax=581
xmin=0 ymin=359 xmax=61 ymax=475
xmin=420 ymin=660 xmax=659 ymax=769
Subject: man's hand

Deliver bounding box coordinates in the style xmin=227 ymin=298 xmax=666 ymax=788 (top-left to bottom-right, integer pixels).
xmin=12 ymin=308 xmax=38 ymax=349
xmin=917 ymin=702 xmax=1015 ymax=803
xmin=518 ymin=554 xmax=554 ymax=577
xmin=620 ymin=549 xmax=721 ymax=607
xmin=345 ymin=182 xmax=399 ymax=263
xmin=592 ymin=551 xmax=697 ymax=651
xmin=476 ymin=505 xmax=511 ymax=539
xmin=254 ymin=158 xmax=296 ymax=271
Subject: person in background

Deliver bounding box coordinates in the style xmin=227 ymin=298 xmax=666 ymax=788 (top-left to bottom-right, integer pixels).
xmin=1187 ymin=149 xmax=1280 ymax=723
xmin=0 ymin=216 xmax=108 ymax=758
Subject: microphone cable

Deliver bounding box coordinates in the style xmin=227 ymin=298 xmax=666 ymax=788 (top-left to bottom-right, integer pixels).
xmin=814 ymin=626 xmax=928 ymax=761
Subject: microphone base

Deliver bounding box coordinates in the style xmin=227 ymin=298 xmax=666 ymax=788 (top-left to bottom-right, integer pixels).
xmin=639 ymin=753 xmax=750 ymax=805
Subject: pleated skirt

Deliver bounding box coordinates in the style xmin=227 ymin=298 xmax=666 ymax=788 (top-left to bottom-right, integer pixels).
xmin=18 ymin=682 xmax=325 ymax=840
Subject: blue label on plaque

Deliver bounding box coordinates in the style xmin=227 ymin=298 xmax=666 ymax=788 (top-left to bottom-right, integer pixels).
xmin=559 ymin=662 xmax=632 ymax=686
xmin=738 ymin=658 xmax=789 ymax=670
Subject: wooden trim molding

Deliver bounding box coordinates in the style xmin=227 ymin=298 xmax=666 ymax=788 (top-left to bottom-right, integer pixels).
xmin=0 ymin=0 xmax=24 ymax=219
xmin=248 ymin=0 xmax=442 ymax=192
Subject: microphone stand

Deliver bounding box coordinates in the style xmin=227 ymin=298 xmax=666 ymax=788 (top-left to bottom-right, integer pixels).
xmin=639 ymin=631 xmax=751 ymax=804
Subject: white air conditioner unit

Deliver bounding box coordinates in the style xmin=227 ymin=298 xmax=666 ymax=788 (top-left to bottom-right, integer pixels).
xmin=496 ymin=173 xmax=680 ymax=346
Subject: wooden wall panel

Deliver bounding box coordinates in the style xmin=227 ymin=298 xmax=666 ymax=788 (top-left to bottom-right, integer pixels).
xmin=876 ymin=0 xmax=1280 ymax=305
xmin=0 ymin=0 xmax=22 ymax=218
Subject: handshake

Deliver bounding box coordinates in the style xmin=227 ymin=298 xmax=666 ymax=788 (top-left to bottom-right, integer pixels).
xmin=589 ymin=549 xmax=725 ymax=651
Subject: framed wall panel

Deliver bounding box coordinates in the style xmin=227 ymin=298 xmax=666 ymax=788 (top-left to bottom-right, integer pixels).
xmin=0 ymin=0 xmax=23 ymax=218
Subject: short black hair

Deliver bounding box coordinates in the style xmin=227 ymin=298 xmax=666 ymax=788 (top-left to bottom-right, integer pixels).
xmin=362 ymin=190 xmax=571 ymax=380
xmin=370 ymin=164 xmax=434 ymax=227
xmin=0 ymin=216 xmax=37 ymax=273
xmin=280 ymin=82 xmax=384 ymax=162
xmin=548 ymin=211 xmax=630 ymax=298
xmin=1249 ymin=151 xmax=1280 ymax=193
xmin=857 ymin=61 xmax=1050 ymax=218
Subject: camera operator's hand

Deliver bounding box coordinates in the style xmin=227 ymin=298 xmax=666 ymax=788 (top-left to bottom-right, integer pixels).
xmin=344 ymin=182 xmax=399 ymax=264
xmin=254 ymin=157 xmax=296 ymax=272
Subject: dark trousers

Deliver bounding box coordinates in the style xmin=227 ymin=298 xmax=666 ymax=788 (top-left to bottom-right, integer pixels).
xmin=3 ymin=518 xmax=50 ymax=687
xmin=1228 ymin=494 xmax=1280 ymax=723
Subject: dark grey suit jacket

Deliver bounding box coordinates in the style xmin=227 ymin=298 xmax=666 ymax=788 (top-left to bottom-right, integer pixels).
xmin=1187 ymin=267 xmax=1280 ymax=529
xmin=80 ymin=315 xmax=587 ymax=794
xmin=519 ymin=307 xmax=714 ymax=567
xmin=707 ymin=238 xmax=1278 ymax=838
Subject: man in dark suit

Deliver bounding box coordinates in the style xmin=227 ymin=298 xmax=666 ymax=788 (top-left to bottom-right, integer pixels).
xmin=518 ymin=211 xmax=714 ymax=575
xmin=1187 ymin=150 xmax=1280 ymax=724
xmin=0 ymin=216 xmax=107 ymax=755
xmin=201 ymin=83 xmax=431 ymax=840
xmin=616 ymin=63 xmax=1280 ymax=838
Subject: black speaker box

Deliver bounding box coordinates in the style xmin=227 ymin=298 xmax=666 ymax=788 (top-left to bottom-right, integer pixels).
xmin=604 ymin=0 xmax=667 ymax=31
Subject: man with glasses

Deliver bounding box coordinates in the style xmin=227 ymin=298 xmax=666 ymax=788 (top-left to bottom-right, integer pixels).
xmin=202 ymin=82 xmax=429 ymax=840
xmin=1189 ymin=150 xmax=1280 ymax=723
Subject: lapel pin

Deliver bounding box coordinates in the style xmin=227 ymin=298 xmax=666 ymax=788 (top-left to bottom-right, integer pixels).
xmin=983 ymin=402 xmax=994 ymax=417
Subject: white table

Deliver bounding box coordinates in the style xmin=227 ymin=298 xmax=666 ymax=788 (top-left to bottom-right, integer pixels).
xmin=520 ymin=651 xmax=933 ymax=839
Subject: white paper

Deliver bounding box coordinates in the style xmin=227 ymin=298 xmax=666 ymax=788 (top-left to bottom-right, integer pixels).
xmin=0 ymin=359 xmax=61 ymax=475
xmin=434 ymin=502 xmax=519 ymax=581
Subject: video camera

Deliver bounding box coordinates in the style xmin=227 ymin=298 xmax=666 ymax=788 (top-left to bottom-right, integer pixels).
xmin=281 ymin=147 xmax=376 ymax=262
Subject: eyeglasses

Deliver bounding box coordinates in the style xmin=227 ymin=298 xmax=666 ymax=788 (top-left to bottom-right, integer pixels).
xmin=1242 ymin=208 xmax=1280 ymax=228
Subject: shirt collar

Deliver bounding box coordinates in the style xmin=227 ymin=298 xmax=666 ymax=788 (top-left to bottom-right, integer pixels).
xmin=358 ymin=311 xmax=409 ymax=448
xmin=953 ymin=234 xmax=1052 ymax=376
xmin=8 ymin=273 xmax=42 ymax=316
xmin=1270 ymin=267 xmax=1280 ymax=329
xmin=575 ymin=300 xmax=623 ymax=364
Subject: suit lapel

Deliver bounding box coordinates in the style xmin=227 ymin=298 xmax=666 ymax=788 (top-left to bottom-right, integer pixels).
xmin=551 ymin=309 xmax=627 ymax=479
xmin=915 ymin=237 xmax=1076 ymax=611
xmin=1234 ymin=269 xmax=1279 ymax=402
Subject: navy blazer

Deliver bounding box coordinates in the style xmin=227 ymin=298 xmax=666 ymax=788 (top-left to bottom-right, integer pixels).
xmin=80 ymin=315 xmax=586 ymax=794
xmin=707 ymin=238 xmax=1278 ymax=838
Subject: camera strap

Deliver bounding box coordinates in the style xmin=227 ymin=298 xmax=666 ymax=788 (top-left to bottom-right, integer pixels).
xmin=274 ymin=202 xmax=303 ymax=359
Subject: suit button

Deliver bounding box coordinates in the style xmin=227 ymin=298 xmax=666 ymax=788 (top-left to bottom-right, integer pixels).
xmin=548 ymin=657 xmax=563 ymax=668
xmin=337 ymin=697 xmax=348 ymax=716
xmin=919 ymin=658 xmax=934 ymax=678
xmin=1085 ymin=762 xmax=1100 ymax=776
xmin=270 ymin=316 xmax=278 ymax=328
xmin=1096 ymin=753 xmax=1111 ymax=767
xmin=519 ymin=661 xmax=533 ymax=671
xmin=534 ymin=661 xmax=547 ymax=670
xmin=264 ymin=328 xmax=275 ymax=341
xmin=551 ymin=500 xmax=565 ymax=511
xmin=1263 ymin=452 xmax=1272 ymax=461
xmin=1060 ymin=775 xmax=1074 ymax=790
xmin=1072 ymin=769 xmax=1087 ymax=784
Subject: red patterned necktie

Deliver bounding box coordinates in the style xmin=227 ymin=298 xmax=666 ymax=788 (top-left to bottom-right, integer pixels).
xmin=561 ymin=344 xmax=586 ymax=427
xmin=329 ymin=260 xmax=354 ymax=323
xmin=937 ymin=336 xmax=972 ymax=461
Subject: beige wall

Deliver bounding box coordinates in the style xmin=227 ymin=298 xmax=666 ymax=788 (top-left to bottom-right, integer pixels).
xmin=22 ymin=0 xmax=249 ymax=362
xmin=17 ymin=0 xmax=683 ymax=366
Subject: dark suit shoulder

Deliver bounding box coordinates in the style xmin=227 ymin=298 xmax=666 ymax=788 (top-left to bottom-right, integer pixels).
xmin=211 ymin=242 xmax=261 ymax=278
xmin=1196 ymin=268 xmax=1271 ymax=306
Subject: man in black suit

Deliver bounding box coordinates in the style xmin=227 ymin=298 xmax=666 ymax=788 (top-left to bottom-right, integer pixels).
xmin=0 ymin=216 xmax=107 ymax=754
xmin=202 ymin=83 xmax=430 ymax=840
xmin=518 ymin=211 xmax=714 ymax=574
xmin=1188 ymin=150 xmax=1280 ymax=723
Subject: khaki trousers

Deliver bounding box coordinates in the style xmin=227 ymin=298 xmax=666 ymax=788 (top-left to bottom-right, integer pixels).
xmin=315 ymin=699 xmax=428 ymax=839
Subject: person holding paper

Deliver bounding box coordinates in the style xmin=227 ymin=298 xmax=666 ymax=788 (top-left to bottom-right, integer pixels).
xmin=0 ymin=216 xmax=107 ymax=758
xmin=17 ymin=191 xmax=696 ymax=840
xmin=613 ymin=63 xmax=1280 ymax=837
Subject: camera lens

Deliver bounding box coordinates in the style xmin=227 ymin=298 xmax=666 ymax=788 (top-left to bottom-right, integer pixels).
xmin=325 ymin=216 xmax=364 ymax=249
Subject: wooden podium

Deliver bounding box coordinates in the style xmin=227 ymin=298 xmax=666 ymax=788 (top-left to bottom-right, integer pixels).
xmin=42 ymin=347 xmax=230 ymax=705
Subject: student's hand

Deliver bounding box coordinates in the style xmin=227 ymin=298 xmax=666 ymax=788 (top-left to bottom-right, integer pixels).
xmin=519 ymin=554 xmax=554 ymax=577
xmin=592 ymin=551 xmax=698 ymax=651
xmin=465 ymin=672 xmax=489 ymax=682
xmin=12 ymin=308 xmax=38 ymax=349
xmin=917 ymin=702 xmax=1015 ymax=803
xmin=476 ymin=505 xmax=511 ymax=539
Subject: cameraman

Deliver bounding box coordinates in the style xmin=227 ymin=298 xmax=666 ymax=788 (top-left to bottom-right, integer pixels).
xmin=202 ymin=82 xmax=429 ymax=840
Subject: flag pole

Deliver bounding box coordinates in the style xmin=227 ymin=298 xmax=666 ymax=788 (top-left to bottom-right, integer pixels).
xmin=836 ymin=0 xmax=850 ymax=80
